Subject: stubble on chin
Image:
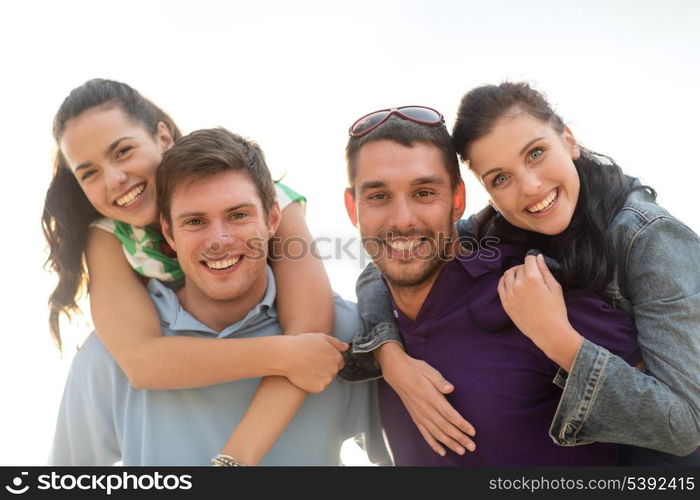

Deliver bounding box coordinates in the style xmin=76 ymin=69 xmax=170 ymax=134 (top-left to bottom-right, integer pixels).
xmin=374 ymin=231 xmax=456 ymax=289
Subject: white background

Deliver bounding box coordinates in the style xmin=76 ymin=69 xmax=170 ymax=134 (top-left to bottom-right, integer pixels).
xmin=0 ymin=0 xmax=698 ymax=465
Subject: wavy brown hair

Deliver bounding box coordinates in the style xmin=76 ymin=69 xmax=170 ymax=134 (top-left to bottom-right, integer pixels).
xmin=42 ymin=79 xmax=182 ymax=351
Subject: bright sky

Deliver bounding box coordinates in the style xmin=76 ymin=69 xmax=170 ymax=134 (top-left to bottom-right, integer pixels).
xmin=0 ymin=0 xmax=698 ymax=465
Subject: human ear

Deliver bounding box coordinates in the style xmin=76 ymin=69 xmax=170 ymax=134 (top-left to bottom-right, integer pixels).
xmin=267 ymin=202 xmax=282 ymax=237
xmin=161 ymin=214 xmax=176 ymax=250
xmin=156 ymin=121 xmax=175 ymax=152
xmin=452 ymin=180 xmax=466 ymax=221
xmin=562 ymin=125 xmax=580 ymax=160
xmin=344 ymin=188 xmax=359 ymax=227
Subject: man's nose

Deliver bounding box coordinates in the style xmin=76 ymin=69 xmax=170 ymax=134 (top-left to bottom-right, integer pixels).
xmin=204 ymin=222 xmax=232 ymax=254
xmin=390 ymin=196 xmax=419 ymax=231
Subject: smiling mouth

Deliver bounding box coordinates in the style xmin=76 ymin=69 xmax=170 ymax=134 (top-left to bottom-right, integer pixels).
xmin=203 ymin=256 xmax=242 ymax=270
xmin=115 ymin=183 xmax=146 ymax=207
xmin=525 ymin=188 xmax=559 ymax=214
xmin=387 ymin=239 xmax=426 ymax=252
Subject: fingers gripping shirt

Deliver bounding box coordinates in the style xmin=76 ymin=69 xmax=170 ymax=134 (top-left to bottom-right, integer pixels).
xmin=89 ymin=182 xmax=305 ymax=281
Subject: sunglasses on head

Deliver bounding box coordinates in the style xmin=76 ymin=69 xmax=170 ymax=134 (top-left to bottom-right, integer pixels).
xmin=348 ymin=105 xmax=445 ymax=137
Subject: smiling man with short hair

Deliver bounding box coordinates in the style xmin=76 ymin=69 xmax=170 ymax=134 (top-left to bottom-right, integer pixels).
xmin=343 ymin=109 xmax=642 ymax=466
xmin=50 ymin=128 xmax=387 ymax=466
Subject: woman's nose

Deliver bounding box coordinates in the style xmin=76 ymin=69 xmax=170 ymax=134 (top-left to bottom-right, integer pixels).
xmin=520 ymin=170 xmax=542 ymax=196
xmin=105 ymin=165 xmax=128 ymax=191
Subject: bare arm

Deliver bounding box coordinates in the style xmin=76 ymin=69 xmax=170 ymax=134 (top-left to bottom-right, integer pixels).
xmin=86 ymin=226 xmax=339 ymax=390
xmin=220 ymin=201 xmax=338 ymax=465
xmin=271 ymin=201 xmax=335 ymax=335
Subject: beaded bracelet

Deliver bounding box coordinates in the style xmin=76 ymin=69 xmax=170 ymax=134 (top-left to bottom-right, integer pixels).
xmin=211 ymin=454 xmax=247 ymax=467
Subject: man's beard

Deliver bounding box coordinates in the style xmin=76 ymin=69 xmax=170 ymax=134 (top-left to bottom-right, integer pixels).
xmin=379 ymin=250 xmax=446 ymax=288
xmin=365 ymin=217 xmax=455 ymax=290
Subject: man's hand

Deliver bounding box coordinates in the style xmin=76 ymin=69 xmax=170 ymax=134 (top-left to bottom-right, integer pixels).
xmin=498 ymin=254 xmax=582 ymax=371
xmin=280 ymin=333 xmax=347 ymax=393
xmin=376 ymin=342 xmax=476 ymax=457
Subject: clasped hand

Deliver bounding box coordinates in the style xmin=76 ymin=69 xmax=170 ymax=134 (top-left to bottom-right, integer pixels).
xmin=497 ymin=254 xmax=582 ymax=371
xmin=281 ymin=333 xmax=347 ymax=393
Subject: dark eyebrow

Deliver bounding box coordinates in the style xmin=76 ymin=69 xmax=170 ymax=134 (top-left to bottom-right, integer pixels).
xmin=519 ymin=136 xmax=544 ymax=156
xmin=224 ymin=203 xmax=256 ymax=214
xmin=412 ymin=176 xmax=445 ymax=186
xmin=74 ymin=161 xmax=93 ymax=173
xmin=359 ymin=181 xmax=386 ymax=194
xmin=480 ymin=136 xmax=546 ymax=181
xmin=106 ymin=137 xmax=134 ymax=157
xmin=175 ymin=203 xmax=257 ymax=220
xmin=175 ymin=210 xmax=205 ymax=220
xmin=359 ymin=176 xmax=445 ymax=193
xmin=480 ymin=167 xmax=501 ymax=181
xmin=73 ymin=137 xmax=135 ymax=173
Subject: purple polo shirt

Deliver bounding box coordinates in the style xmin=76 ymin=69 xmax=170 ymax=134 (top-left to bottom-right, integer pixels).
xmin=379 ymin=243 xmax=642 ymax=466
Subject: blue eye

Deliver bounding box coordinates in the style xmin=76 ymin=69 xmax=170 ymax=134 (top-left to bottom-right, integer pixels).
xmin=528 ymin=148 xmax=543 ymax=161
xmin=492 ymin=173 xmax=508 ymax=187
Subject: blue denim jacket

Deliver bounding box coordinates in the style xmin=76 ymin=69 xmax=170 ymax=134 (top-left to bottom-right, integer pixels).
xmin=344 ymin=183 xmax=700 ymax=458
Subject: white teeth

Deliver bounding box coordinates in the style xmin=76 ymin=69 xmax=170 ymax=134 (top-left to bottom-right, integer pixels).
xmin=526 ymin=189 xmax=558 ymax=213
xmin=205 ymin=256 xmax=241 ymax=270
xmin=388 ymin=239 xmax=422 ymax=251
xmin=116 ymin=184 xmax=145 ymax=207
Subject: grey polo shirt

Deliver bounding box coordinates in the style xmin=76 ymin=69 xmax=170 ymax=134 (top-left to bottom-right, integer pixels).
xmin=50 ymin=267 xmax=385 ymax=465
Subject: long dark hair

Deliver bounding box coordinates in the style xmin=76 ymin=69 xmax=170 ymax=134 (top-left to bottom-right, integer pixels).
xmin=452 ymin=82 xmax=655 ymax=293
xmin=42 ymin=79 xmax=182 ymax=351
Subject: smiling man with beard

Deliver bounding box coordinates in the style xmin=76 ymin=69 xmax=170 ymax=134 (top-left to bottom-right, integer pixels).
xmin=343 ymin=107 xmax=643 ymax=466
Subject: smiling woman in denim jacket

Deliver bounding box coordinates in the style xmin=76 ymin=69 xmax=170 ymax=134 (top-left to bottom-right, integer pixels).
xmin=352 ymin=82 xmax=700 ymax=465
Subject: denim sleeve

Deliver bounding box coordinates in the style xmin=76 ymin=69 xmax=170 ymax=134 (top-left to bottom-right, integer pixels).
xmin=550 ymin=216 xmax=700 ymax=455
xmin=338 ymin=262 xmax=402 ymax=382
